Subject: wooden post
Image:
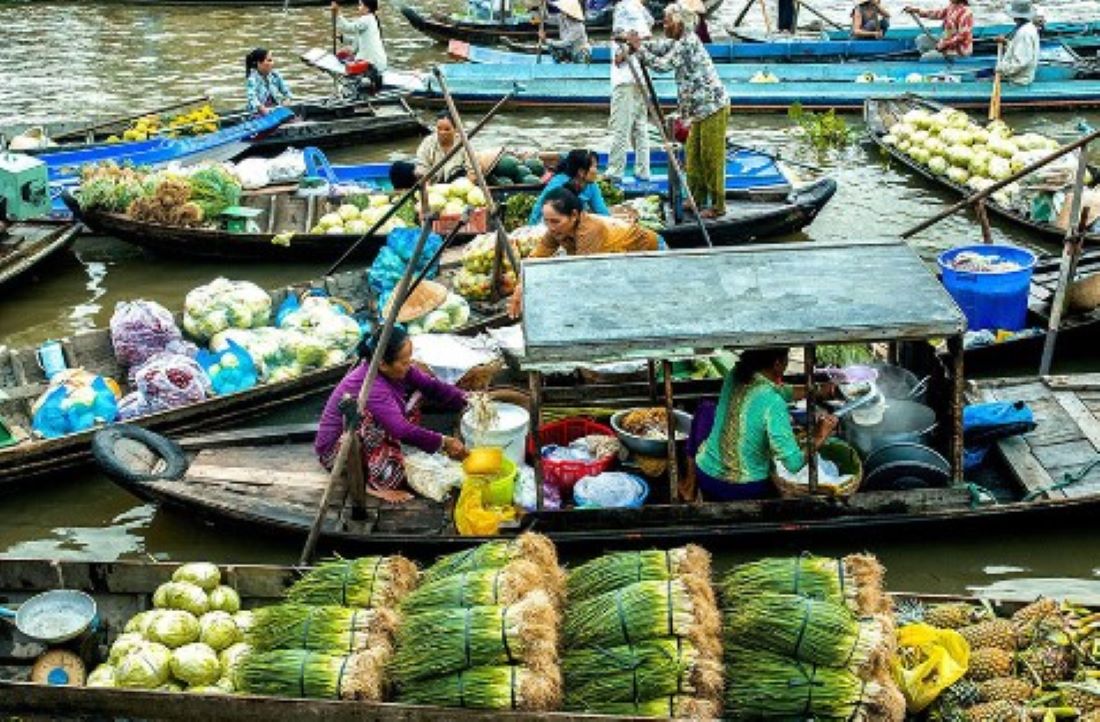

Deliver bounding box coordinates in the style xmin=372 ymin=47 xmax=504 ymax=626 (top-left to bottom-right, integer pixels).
xmin=647 ymin=360 xmax=658 ymax=403
xmin=974 ymin=199 xmax=994 ymax=244
xmin=948 ymin=334 xmax=965 ymax=483
xmin=804 ymin=344 xmax=818 ymax=493
xmin=662 ymin=359 xmax=679 ymax=504
xmin=1040 ymin=144 xmax=1091 ymax=375
xmin=529 ymin=371 xmax=544 ymax=511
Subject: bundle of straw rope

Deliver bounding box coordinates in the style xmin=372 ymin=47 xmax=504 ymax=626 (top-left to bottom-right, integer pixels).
xmin=561 ymin=545 xmax=724 ymax=717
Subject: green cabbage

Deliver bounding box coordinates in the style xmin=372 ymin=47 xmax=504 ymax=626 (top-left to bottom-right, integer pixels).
xmin=125 ymin=610 xmax=160 ymax=637
xmin=165 ymin=581 xmax=210 ymax=616
xmin=158 ymin=681 xmax=185 ymax=693
xmin=87 ymin=664 xmax=118 ymax=688
xmin=219 ymin=642 xmax=252 ymax=688
xmin=153 ymin=582 xmax=177 ymax=609
xmin=187 ymin=685 xmax=228 ymax=694
xmin=109 ymin=632 xmax=146 ymax=664
xmin=199 ymin=611 xmax=241 ymax=651
xmin=216 ymin=675 xmax=236 ymax=693
xmin=147 ymin=610 xmax=201 ymax=649
xmin=232 ymin=611 xmax=254 ymax=633
xmin=170 ymin=642 xmax=222 ymax=687
xmin=207 ymin=586 xmax=241 ymax=614
xmin=115 ymin=641 xmax=172 ymax=689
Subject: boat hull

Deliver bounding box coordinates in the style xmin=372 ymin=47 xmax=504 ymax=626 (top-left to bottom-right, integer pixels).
xmin=0 ymin=222 xmax=79 ymax=288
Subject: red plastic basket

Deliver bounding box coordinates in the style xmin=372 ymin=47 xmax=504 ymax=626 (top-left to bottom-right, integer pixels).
xmin=528 ymin=418 xmax=617 ymax=492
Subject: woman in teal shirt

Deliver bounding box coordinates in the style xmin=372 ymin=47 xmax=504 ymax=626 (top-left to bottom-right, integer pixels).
xmin=528 ymin=149 xmax=610 ymax=224
xmin=694 ymin=348 xmax=838 ymax=501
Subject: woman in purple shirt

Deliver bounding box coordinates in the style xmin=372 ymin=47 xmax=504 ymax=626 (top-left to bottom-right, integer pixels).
xmin=315 ymin=326 xmax=469 ymax=503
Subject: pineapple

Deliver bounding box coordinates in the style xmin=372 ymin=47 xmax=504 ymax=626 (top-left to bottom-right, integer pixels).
xmin=894 ymin=597 xmax=927 ymax=626
xmin=1011 ymin=598 xmax=1059 ymax=629
xmin=961 ymin=620 xmax=1019 ymax=651
xmin=976 ymin=677 xmax=1033 ymax=704
xmin=930 ymin=681 xmax=981 ymax=722
xmin=927 ymin=602 xmax=988 ymax=629
xmin=1060 ymin=682 xmax=1100 ymax=713
xmin=967 ymin=648 xmax=1015 ymax=682
xmin=1019 ymin=643 xmax=1075 ymax=685
xmin=965 ymin=700 xmax=1028 ymax=722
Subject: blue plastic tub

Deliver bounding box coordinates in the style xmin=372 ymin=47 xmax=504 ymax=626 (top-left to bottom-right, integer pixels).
xmin=937 ymin=245 xmax=1037 ymax=332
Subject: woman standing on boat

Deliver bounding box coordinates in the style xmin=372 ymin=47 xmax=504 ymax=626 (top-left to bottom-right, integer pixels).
xmin=628 ymin=2 xmax=729 ymax=219
xmin=314 ymin=326 xmax=469 ymax=504
xmin=851 ymin=0 xmax=890 ymax=39
xmin=245 ymin=48 xmax=293 ymax=115
xmin=692 ymin=348 xmax=838 ymax=501
xmin=527 ymin=150 xmax=610 ymax=224
xmin=904 ymin=0 xmax=973 ymax=58
xmin=540 ymin=0 xmax=592 ymax=63
xmin=332 ymin=0 xmax=388 ymax=92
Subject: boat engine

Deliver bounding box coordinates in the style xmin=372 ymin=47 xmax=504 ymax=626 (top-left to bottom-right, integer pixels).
xmin=0 ymin=152 xmax=50 ymax=224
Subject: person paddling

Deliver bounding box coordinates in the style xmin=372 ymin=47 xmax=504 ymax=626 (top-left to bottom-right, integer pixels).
xmin=904 ymin=0 xmax=974 ymax=58
xmin=996 ymin=0 xmax=1040 ymax=86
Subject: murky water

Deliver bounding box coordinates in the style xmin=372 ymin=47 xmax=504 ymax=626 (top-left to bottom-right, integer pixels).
xmin=2 ymin=0 xmax=1100 ymax=593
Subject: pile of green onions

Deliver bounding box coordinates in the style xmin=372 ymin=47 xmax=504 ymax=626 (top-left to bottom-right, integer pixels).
xmin=394 ymin=664 xmax=562 ymax=711
xmin=719 ymin=553 xmax=886 ymax=616
xmin=421 ymin=533 xmax=560 ymax=588
xmin=246 ymin=604 xmax=398 ymax=654
xmin=580 ymin=695 xmax=720 ymax=719
xmin=238 ymin=646 xmax=389 ymax=701
xmin=286 ymin=556 xmax=419 ymax=609
xmin=566 ymin=545 xmax=711 ymax=604
xmin=400 ymin=559 xmax=546 ymax=615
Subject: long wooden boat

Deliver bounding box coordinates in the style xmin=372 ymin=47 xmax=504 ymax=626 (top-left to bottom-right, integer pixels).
xmin=400 ymin=4 xmax=613 ymax=46
xmin=0 ymin=269 xmax=376 ymax=491
xmin=0 ymin=222 xmax=80 ymax=288
xmin=94 ymin=372 xmax=1100 ymax=551
xmin=824 ymin=20 xmax=1100 ymax=42
xmin=864 ymin=95 xmax=1100 ymax=245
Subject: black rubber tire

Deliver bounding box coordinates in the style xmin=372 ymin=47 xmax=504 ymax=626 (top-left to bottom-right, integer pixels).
xmin=91 ymin=425 xmax=188 ymax=484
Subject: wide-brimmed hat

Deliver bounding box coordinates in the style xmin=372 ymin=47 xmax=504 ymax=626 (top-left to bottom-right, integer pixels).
xmin=384 ymin=279 xmax=448 ymax=323
xmin=681 ymin=0 xmax=706 ymax=15
xmin=1005 ymin=0 xmax=1034 ymax=20
xmin=554 ymin=0 xmax=585 ymax=21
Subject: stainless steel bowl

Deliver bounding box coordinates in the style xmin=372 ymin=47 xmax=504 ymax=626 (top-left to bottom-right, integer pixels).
xmin=610 ymin=409 xmax=693 ymax=457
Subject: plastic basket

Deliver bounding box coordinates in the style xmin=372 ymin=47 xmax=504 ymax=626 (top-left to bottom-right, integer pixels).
xmin=938 ymin=245 xmax=1037 ymax=332
xmin=529 ymin=418 xmax=617 ymax=492
xmin=432 ymin=207 xmax=488 ymax=235
xmin=771 ymin=439 xmax=863 ymax=499
xmin=477 ymin=456 xmax=518 ymax=507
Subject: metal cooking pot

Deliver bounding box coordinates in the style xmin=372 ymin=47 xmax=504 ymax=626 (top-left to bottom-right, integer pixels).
xmin=0 ymin=590 xmax=98 ymax=644
xmin=863 ymin=442 xmax=950 ymax=491
xmin=843 ymin=399 xmax=937 ymax=457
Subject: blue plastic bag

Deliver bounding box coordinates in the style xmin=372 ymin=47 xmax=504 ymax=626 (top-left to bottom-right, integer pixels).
xmin=196 ymin=340 xmax=258 ymax=396
xmin=31 ymin=372 xmax=119 ymax=439
xmin=274 ymin=294 xmax=300 ymax=327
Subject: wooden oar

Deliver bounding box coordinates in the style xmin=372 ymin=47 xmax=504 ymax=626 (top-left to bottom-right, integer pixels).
xmin=619 ymin=39 xmax=712 ymax=247
xmin=299 ymin=189 xmax=434 ymax=565
xmin=51 ymin=96 xmax=210 ymax=141
xmin=793 ymin=0 xmax=844 ymax=32
xmin=760 ymin=0 xmax=773 ymax=34
xmin=536 ymin=0 xmax=548 ymax=64
xmin=989 ymin=40 xmax=1004 ymax=120
xmin=732 ymin=0 xmax=757 ymax=28
xmin=906 ymin=8 xmax=938 ymax=47
xmin=324 ymin=85 xmax=520 ymax=276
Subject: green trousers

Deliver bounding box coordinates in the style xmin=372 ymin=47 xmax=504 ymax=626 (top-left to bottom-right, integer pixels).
xmin=685 ymin=106 xmax=729 ymax=215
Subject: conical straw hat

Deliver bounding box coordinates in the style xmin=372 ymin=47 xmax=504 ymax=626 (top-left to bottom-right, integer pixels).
xmin=384 ymin=279 xmax=448 ymax=323
xmin=555 ymin=0 xmax=585 ymax=22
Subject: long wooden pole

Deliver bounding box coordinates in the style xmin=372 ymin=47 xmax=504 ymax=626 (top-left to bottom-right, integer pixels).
xmin=901 ymin=127 xmax=1100 ymax=238
xmin=732 ymin=0 xmax=757 ymax=28
xmin=1039 ymin=144 xmax=1091 ymax=375
xmin=52 ymin=95 xmax=210 ymax=141
xmin=619 ymin=40 xmax=713 ymax=247
xmin=324 ymin=86 xmax=518 ymax=276
xmin=536 ymin=0 xmax=548 ymax=64
xmin=299 ymin=189 xmax=435 ymax=565
xmin=989 ymin=42 xmax=1004 ymax=121
xmin=793 ymin=0 xmax=844 ymax=31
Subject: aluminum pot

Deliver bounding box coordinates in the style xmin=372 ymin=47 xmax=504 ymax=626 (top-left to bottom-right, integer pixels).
xmin=843 ymin=399 xmax=937 ymax=457
xmin=862 ymin=442 xmax=950 ymax=491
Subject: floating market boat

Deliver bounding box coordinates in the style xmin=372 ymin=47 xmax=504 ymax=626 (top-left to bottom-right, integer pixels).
xmin=823 ymin=20 xmax=1100 ymax=42
xmin=400 ymin=3 xmax=623 ymax=46
xmin=0 ymin=222 xmax=80 ymax=288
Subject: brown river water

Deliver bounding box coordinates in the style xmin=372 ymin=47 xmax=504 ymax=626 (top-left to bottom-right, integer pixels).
xmin=2 ymin=0 xmax=1100 ymax=594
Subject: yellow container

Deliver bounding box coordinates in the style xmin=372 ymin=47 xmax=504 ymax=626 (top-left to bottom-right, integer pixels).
xmin=463 ymin=447 xmax=503 ymax=476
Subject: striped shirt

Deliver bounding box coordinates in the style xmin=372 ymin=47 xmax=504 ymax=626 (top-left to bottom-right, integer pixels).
xmin=919 ymin=3 xmax=974 ymax=56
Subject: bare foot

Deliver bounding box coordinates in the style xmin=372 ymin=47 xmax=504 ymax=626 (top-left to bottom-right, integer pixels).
xmin=700 ymin=208 xmax=719 ymax=219
xmin=368 ymin=488 xmax=415 ymax=504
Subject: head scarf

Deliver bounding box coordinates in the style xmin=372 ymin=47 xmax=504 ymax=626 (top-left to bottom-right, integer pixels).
xmin=665 ymin=2 xmax=698 ymax=30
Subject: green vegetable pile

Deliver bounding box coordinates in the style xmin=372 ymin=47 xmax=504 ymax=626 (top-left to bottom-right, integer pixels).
xmin=789 ymin=103 xmax=855 ymax=150
xmin=503 ymin=192 xmax=537 ymax=231
xmin=187 ymin=166 xmax=242 ymax=219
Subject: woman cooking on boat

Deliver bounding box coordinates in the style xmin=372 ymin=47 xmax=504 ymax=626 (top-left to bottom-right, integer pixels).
xmin=851 ymin=0 xmax=890 ymax=39
xmin=245 ymin=48 xmax=293 ymax=115
xmin=692 ymin=348 xmax=838 ymax=501
xmin=314 ymin=326 xmax=469 ymax=504
xmin=508 ymin=187 xmax=660 ymax=317
xmin=527 ymin=150 xmax=610 ymax=224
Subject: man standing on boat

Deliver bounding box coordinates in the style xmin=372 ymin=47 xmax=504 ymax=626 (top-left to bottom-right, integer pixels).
xmin=996 ymin=0 xmax=1040 ymax=86
xmin=332 ymin=0 xmax=388 ymax=93
xmin=904 ymin=0 xmax=974 ymax=58
xmin=607 ymin=0 xmax=654 ymax=183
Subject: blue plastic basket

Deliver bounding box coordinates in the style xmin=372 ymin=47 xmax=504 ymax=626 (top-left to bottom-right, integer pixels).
xmin=937 ymin=245 xmax=1037 ymax=332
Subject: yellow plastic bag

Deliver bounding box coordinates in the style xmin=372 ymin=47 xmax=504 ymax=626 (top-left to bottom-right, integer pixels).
xmin=454 ymin=477 xmax=515 ymax=536
xmin=892 ymin=623 xmax=971 ymax=713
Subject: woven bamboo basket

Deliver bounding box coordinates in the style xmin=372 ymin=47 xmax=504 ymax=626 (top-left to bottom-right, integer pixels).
xmin=771 ymin=439 xmax=863 ymax=499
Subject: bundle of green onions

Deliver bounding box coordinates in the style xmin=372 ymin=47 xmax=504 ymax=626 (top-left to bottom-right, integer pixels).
xmin=246 ymin=604 xmax=398 ymax=654
xmin=400 ymin=559 xmax=545 ymax=615
xmin=237 ymin=646 xmax=388 ymax=701
xmin=582 ymin=695 xmax=720 ymax=719
xmin=564 ymin=578 xmax=720 ymax=656
xmin=563 ymin=638 xmax=723 ymax=709
xmin=394 ymin=664 xmax=562 ymax=711
xmin=724 ymin=647 xmax=905 ymax=721
xmin=719 ymin=554 xmax=887 ymax=615
xmin=724 ymin=593 xmax=892 ymax=672
xmin=566 ymin=545 xmax=711 ymax=604
xmin=421 ymin=533 xmax=561 ymax=589
xmin=285 ymin=556 xmax=418 ymax=609
xmin=390 ymin=591 xmax=559 ymax=683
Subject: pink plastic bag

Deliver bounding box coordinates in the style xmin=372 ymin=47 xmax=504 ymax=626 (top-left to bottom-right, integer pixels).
xmin=132 ymin=352 xmax=211 ymax=413
xmin=110 ymin=300 xmax=184 ymax=368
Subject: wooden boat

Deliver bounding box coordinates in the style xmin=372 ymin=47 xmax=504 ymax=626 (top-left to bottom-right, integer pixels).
xmin=400 ymin=4 xmax=613 ymax=46
xmin=824 ymin=20 xmax=1100 ymax=42
xmin=864 ymin=95 xmax=1100 ymax=245
xmin=0 ymin=222 xmax=80 ymax=288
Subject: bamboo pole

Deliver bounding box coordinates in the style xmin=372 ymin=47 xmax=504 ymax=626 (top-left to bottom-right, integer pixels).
xmin=793 ymin=0 xmax=844 ymax=31
xmin=299 ymin=188 xmax=435 ymax=565
xmin=990 ymin=42 xmax=1004 ymax=121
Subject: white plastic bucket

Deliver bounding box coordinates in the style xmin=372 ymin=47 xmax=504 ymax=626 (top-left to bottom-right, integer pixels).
xmin=461 ymin=402 xmax=530 ymax=466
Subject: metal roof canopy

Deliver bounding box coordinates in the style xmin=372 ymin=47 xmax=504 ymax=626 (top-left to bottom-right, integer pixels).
xmin=521 ymin=240 xmax=967 ymax=370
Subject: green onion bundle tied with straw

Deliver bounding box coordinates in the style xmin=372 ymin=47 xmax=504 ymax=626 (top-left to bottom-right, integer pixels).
xmin=720 ymin=553 xmax=887 ymax=616
xmin=238 ymin=646 xmax=389 ymax=700
xmin=566 ymin=545 xmax=711 ymax=604
xmin=563 ymin=638 xmax=723 ymax=709
xmin=401 ymin=559 xmax=547 ymax=615
xmin=724 ymin=593 xmax=895 ymax=674
xmin=286 ymin=556 xmax=419 ymax=609
xmin=395 ymin=664 xmax=562 ymax=711
xmin=390 ymin=591 xmax=559 ymax=684
xmin=246 ymin=604 xmax=398 ymax=654
xmin=582 ymin=694 xmax=720 ymax=719
xmin=421 ymin=533 xmax=562 ymax=590
xmin=564 ymin=577 xmax=721 ymax=657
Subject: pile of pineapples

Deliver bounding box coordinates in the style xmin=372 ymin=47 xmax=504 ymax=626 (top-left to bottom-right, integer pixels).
xmin=900 ymin=597 xmax=1100 ymax=722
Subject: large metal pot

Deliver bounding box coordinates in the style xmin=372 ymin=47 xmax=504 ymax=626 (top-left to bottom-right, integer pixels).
xmin=843 ymin=399 xmax=937 ymax=457
xmin=862 ymin=442 xmax=950 ymax=491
